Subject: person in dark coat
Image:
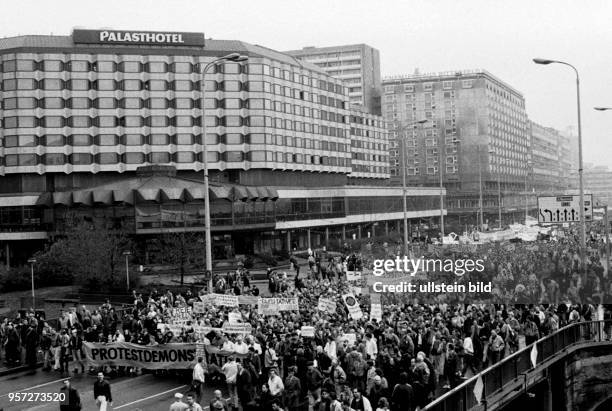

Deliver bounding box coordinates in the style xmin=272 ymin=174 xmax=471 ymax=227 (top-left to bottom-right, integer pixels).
xmin=283 ymin=366 xmax=302 ymax=411
xmin=4 ymin=322 xmax=21 ymax=366
xmin=391 ymin=372 xmax=413 ymax=411
xmin=24 ymin=324 xmax=39 ymax=369
xmin=237 ymin=362 xmax=254 ymax=410
xmin=60 ymin=379 xmax=82 ymax=411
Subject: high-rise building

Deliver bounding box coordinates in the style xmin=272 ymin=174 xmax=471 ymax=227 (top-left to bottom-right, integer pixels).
xmin=0 ymin=29 xmax=441 ymax=265
xmin=584 ymin=164 xmax=612 ymax=207
xmin=382 ymin=69 xmax=530 ymax=226
xmin=285 ymin=44 xmax=382 ymax=115
xmin=528 ymin=120 xmax=561 ymax=193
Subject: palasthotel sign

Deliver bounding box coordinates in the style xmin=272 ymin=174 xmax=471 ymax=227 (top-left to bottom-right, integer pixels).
xmin=73 ymin=29 xmax=205 ymax=47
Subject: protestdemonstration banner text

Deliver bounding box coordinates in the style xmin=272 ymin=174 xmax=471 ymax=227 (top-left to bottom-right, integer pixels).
xmin=83 ymin=342 xmax=197 ymax=370
xmin=83 ymin=342 xmax=249 ymax=370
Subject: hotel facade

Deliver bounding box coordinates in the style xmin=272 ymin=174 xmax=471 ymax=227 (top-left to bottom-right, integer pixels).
xmin=0 ymin=29 xmax=443 ymax=266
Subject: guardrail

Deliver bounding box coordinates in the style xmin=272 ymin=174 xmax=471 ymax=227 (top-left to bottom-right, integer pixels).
xmin=424 ymin=320 xmax=612 ymax=411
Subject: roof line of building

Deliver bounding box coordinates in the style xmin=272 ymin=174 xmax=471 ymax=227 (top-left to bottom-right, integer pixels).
xmin=383 ymin=69 xmax=524 ymax=98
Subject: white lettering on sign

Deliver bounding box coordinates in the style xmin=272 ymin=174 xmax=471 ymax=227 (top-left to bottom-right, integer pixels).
xmin=98 ymin=31 xmax=185 ymax=44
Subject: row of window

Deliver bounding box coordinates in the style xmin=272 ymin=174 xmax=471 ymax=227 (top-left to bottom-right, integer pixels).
xmin=384 ymin=80 xmax=474 ymax=94
xmin=0 ymin=79 xmax=347 ymax=109
xmin=351 ymin=164 xmax=389 ymax=174
xmin=1 ymin=97 xmax=350 ymax=126
xmin=2 ymin=133 xmax=351 ymax=151
xmin=351 ymin=153 xmax=388 ymax=162
xmin=0 ymin=115 xmax=351 ymax=137
xmin=350 ymin=140 xmax=386 ymax=151
xmin=1 ymin=60 xmax=346 ymax=95
xmin=1 ymin=151 xmax=351 ymax=167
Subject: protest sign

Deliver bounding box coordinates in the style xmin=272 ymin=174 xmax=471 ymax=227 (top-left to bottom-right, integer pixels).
xmin=317 ymin=297 xmax=336 ymax=312
xmin=258 ymin=297 xmax=299 ymax=315
xmin=169 ymin=307 xmax=192 ymax=325
xmin=370 ymin=303 xmax=382 ymax=322
xmin=338 ymin=333 xmax=356 ymax=346
xmin=228 ymin=312 xmax=241 ymax=324
xmin=199 ymin=294 xmax=215 ymax=304
xmin=342 ymin=293 xmax=363 ymax=320
xmin=300 ymin=326 xmax=315 ymax=337
xmin=237 ymin=295 xmax=259 ymax=306
xmin=193 ymin=302 xmax=206 ymax=314
xmin=83 ymin=342 xmax=197 ymax=370
xmin=222 ymin=323 xmax=252 ymax=334
xmin=346 ymin=271 xmax=362 ymax=281
xmin=214 ymin=294 xmax=239 ymax=307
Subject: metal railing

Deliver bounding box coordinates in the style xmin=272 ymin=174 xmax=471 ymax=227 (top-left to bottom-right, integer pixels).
xmin=424 ymin=320 xmax=612 ymax=411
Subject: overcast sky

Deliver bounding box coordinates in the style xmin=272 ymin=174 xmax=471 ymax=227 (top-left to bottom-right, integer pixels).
xmin=2 ymin=0 xmax=612 ymax=169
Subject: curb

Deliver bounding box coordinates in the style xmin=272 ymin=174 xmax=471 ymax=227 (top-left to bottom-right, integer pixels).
xmin=0 ymin=362 xmax=42 ymax=377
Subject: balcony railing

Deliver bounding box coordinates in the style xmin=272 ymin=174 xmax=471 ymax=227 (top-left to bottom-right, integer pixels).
xmin=424 ymin=320 xmax=612 ymax=411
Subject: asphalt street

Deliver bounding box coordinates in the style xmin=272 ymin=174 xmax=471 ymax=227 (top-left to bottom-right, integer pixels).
xmin=0 ymin=368 xmax=224 ymax=411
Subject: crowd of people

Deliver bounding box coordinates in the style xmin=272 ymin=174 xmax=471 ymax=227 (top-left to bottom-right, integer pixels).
xmin=1 ymin=223 xmax=612 ymax=411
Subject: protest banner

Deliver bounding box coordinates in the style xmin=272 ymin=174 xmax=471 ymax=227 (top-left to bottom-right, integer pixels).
xmin=300 ymin=326 xmax=315 ymax=337
xmin=193 ymin=301 xmax=206 ymax=314
xmin=342 ymin=293 xmax=363 ymax=320
xmin=337 ymin=333 xmax=357 ymax=346
xmin=237 ymin=295 xmax=259 ymax=306
xmin=228 ymin=312 xmax=241 ymax=324
xmin=199 ymin=294 xmax=215 ymax=304
xmin=370 ymin=303 xmax=382 ymax=322
xmin=214 ymin=294 xmax=239 ymax=307
xmin=346 ymin=271 xmax=362 ymax=281
xmin=317 ymin=297 xmax=337 ymax=312
xmin=83 ymin=342 xmax=197 ymax=370
xmin=222 ymin=323 xmax=252 ymax=334
xmin=169 ymin=307 xmax=192 ymax=325
xmin=257 ymin=297 xmax=299 ymax=315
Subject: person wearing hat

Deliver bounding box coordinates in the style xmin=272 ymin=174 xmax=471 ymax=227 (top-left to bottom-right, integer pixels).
xmin=169 ymin=392 xmax=189 ymax=411
xmin=209 ymin=390 xmax=228 ymax=411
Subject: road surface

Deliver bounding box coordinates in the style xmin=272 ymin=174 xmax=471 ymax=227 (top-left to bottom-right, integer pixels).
xmin=0 ymin=368 xmax=226 ymax=411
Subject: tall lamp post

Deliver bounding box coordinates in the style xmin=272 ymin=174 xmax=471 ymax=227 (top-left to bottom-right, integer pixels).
xmin=122 ymin=250 xmax=131 ymax=291
xmin=27 ymin=258 xmax=36 ymax=309
xmin=394 ymin=119 xmax=428 ymax=255
xmin=593 ymin=106 xmax=612 ymax=276
xmin=488 ymin=149 xmax=502 ymax=229
xmin=533 ymin=58 xmax=586 ymax=267
xmin=200 ymin=53 xmax=248 ymax=291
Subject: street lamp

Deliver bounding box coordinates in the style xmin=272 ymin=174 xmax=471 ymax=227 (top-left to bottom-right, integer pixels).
xmin=200 ymin=53 xmax=248 ymax=291
xmin=122 ymin=251 xmax=131 ymax=291
xmin=593 ymin=106 xmax=612 ymax=277
xmin=393 ymin=119 xmax=428 ymax=255
xmin=27 ymin=258 xmax=36 ymax=309
xmin=488 ymin=149 xmax=502 ymax=229
xmin=533 ymin=57 xmax=586 ymax=268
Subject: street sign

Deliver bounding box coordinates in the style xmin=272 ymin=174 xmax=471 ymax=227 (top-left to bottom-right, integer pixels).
xmin=537 ymin=194 xmax=593 ymax=224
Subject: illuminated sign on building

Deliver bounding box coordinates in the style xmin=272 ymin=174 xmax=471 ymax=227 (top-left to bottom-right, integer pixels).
xmin=73 ymin=29 xmax=205 ymax=47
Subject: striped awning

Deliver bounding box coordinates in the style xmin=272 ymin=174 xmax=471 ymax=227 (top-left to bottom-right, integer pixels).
xmin=35 ymin=176 xmax=278 ymax=207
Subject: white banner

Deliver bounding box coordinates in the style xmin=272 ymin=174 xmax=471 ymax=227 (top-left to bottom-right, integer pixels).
xmin=300 ymin=326 xmax=315 ymax=337
xmin=317 ymin=297 xmax=337 ymax=312
xmin=193 ymin=302 xmax=206 ymax=313
xmin=370 ymin=303 xmax=382 ymax=322
xmin=169 ymin=307 xmax=192 ymax=324
xmin=215 ymin=294 xmax=239 ymax=307
xmin=258 ymin=297 xmax=299 ymax=315
xmin=346 ymin=271 xmax=362 ymax=281
xmin=228 ymin=312 xmax=241 ymax=324
xmin=222 ymin=323 xmax=252 ymax=334
xmin=342 ymin=293 xmax=363 ymax=320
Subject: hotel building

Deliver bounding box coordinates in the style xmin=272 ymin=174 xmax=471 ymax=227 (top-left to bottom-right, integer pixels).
xmin=0 ymin=29 xmax=442 ymax=266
